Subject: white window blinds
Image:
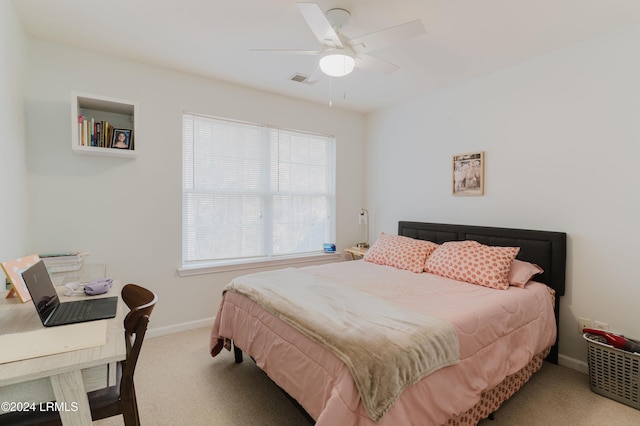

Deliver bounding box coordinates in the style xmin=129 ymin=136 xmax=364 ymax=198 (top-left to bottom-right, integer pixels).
xmin=182 ymin=113 xmax=336 ymax=265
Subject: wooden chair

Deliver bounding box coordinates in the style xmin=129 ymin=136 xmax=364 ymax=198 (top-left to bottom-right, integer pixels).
xmin=1 ymin=283 xmax=158 ymax=426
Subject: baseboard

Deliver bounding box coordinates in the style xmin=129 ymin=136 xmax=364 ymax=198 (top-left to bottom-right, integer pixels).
xmin=146 ymin=317 xmax=215 ymax=339
xmin=558 ymin=353 xmax=589 ymax=374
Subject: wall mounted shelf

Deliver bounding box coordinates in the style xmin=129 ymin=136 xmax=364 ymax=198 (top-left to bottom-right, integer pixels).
xmin=71 ymin=92 xmax=138 ymax=158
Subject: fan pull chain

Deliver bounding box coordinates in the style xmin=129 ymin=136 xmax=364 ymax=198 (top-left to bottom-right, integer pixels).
xmin=343 ymin=76 xmax=347 ymax=100
xmin=329 ymin=76 xmax=333 ymax=107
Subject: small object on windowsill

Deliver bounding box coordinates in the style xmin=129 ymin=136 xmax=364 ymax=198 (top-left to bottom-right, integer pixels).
xmin=323 ymin=243 xmax=336 ymax=253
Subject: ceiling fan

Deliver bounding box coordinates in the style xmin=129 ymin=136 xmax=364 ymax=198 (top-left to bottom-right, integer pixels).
xmin=252 ymin=2 xmax=425 ymax=82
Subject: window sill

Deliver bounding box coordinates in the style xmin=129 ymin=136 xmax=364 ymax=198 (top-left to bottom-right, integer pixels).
xmin=177 ymin=252 xmax=341 ymax=277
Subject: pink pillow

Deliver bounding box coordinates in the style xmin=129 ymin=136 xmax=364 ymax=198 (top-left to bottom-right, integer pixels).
xmin=508 ymin=259 xmax=544 ymax=288
xmin=362 ymin=232 xmax=389 ymax=266
xmin=364 ymin=233 xmax=439 ymax=273
xmin=424 ymin=240 xmax=520 ymax=290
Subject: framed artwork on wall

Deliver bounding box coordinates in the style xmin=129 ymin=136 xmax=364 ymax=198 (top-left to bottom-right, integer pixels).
xmin=452 ymin=151 xmax=484 ymax=196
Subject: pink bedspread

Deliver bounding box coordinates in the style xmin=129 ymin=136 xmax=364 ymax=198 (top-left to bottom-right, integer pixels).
xmin=210 ymin=260 xmax=556 ymax=425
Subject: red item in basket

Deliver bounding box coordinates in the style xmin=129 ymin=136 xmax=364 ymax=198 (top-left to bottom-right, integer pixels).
xmin=584 ymin=328 xmax=640 ymax=353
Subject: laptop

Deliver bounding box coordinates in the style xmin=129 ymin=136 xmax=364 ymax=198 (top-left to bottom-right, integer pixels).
xmin=21 ymin=260 xmax=118 ymax=327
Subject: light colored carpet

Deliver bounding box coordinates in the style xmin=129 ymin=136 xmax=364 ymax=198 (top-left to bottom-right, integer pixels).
xmin=96 ymin=327 xmax=640 ymax=425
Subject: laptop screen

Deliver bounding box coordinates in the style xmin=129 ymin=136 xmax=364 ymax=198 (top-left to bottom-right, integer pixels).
xmin=21 ymin=260 xmax=60 ymax=323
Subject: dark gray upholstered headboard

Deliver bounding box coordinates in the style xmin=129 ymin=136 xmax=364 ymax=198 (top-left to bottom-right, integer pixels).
xmin=398 ymin=221 xmax=566 ymax=363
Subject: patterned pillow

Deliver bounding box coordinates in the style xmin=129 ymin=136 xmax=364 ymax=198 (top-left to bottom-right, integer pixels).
xmin=424 ymin=240 xmax=520 ymax=290
xmin=386 ymin=236 xmax=439 ymax=273
xmin=362 ymin=232 xmax=389 ymax=266
xmin=364 ymin=233 xmax=439 ymax=273
xmin=508 ymin=259 xmax=544 ymax=288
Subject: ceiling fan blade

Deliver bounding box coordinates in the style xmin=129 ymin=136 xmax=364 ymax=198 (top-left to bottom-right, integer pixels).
xmin=349 ymin=20 xmax=425 ymax=54
xmin=250 ymin=48 xmax=323 ymax=55
xmin=297 ymin=2 xmax=343 ymax=48
xmin=355 ymin=55 xmax=399 ymax=75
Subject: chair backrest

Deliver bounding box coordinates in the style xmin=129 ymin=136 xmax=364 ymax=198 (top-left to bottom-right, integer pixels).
xmin=120 ymin=284 xmax=158 ymax=385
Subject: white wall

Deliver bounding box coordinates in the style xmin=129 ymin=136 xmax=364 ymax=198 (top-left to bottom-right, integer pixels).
xmin=365 ymin=25 xmax=640 ymax=367
xmin=24 ymin=40 xmax=366 ymax=332
xmin=0 ymin=2 xmax=29 ymax=262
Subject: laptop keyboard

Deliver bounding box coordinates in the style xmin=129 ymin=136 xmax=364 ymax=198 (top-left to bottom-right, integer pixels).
xmin=56 ymin=301 xmax=92 ymax=322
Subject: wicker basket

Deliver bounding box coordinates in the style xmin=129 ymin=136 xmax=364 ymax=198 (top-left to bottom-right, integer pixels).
xmin=584 ymin=332 xmax=640 ymax=410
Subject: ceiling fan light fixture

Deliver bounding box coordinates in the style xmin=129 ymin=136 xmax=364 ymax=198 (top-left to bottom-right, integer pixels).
xmin=319 ymin=52 xmax=355 ymax=77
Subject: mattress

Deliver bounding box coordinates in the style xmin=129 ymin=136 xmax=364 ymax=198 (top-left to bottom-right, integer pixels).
xmin=211 ymin=260 xmax=556 ymax=425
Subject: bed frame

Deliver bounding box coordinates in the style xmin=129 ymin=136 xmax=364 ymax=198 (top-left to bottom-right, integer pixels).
xmin=397 ymin=221 xmax=566 ymax=363
xmin=230 ymin=221 xmax=567 ymax=423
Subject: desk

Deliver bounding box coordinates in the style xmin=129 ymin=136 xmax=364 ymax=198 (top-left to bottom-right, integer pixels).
xmin=0 ymin=282 xmax=125 ymax=425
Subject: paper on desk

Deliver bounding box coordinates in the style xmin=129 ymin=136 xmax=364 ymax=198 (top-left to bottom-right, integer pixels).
xmin=0 ymin=320 xmax=107 ymax=364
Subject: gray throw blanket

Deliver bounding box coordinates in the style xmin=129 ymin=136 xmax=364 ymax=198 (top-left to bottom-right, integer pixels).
xmin=224 ymin=268 xmax=460 ymax=422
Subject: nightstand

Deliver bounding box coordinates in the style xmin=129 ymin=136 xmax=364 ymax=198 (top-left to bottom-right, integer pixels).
xmin=345 ymin=247 xmax=368 ymax=260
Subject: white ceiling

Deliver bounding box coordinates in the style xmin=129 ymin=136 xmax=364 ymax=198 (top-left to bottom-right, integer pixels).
xmin=12 ymin=0 xmax=640 ymax=113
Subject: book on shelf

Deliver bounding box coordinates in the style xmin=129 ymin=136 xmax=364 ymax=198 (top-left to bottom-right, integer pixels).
xmin=78 ymin=115 xmax=83 ymax=146
xmin=104 ymin=121 xmax=112 ymax=147
xmin=95 ymin=121 xmax=101 ymax=147
xmin=82 ymin=118 xmax=87 ymax=146
xmin=91 ymin=117 xmax=95 ymax=146
xmin=78 ymin=118 xmax=120 ymax=148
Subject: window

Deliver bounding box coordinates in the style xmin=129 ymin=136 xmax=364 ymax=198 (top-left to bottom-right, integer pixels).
xmin=182 ymin=113 xmax=336 ymax=268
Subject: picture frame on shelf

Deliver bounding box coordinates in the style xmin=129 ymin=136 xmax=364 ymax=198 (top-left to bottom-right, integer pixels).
xmin=452 ymin=151 xmax=484 ymax=196
xmin=111 ymin=128 xmax=133 ymax=150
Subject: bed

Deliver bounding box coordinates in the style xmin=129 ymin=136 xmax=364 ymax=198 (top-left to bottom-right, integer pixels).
xmin=210 ymin=221 xmax=566 ymax=425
